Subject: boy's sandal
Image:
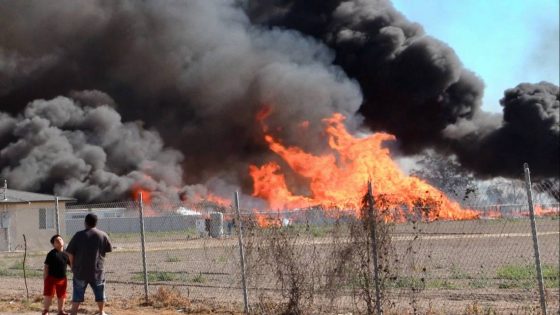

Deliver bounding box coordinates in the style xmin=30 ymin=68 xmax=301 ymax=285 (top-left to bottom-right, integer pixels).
xmin=57 ymin=312 xmax=69 ymax=315
xmin=41 ymin=310 xmax=49 ymax=315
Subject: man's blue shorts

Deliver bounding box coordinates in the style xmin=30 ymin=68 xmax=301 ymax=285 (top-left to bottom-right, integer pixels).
xmin=72 ymin=278 xmax=106 ymax=302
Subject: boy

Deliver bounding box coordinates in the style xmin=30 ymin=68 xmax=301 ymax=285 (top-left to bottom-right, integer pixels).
xmin=43 ymin=234 xmax=70 ymax=315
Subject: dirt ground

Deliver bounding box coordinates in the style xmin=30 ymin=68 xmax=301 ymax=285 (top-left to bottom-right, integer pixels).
xmin=0 ymin=281 xmax=244 ymax=315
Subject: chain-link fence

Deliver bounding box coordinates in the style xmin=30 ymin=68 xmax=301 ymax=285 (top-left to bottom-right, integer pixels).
xmin=0 ymin=175 xmax=558 ymax=314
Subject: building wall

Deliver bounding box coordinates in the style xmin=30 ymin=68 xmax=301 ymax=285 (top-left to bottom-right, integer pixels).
xmin=66 ymin=215 xmax=200 ymax=235
xmin=1 ymin=201 xmax=67 ymax=252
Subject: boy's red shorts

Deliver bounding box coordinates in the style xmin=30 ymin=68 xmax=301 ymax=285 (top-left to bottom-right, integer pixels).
xmin=43 ymin=275 xmax=67 ymax=298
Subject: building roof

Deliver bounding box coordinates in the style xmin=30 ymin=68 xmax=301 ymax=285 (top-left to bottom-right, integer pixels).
xmin=0 ymin=188 xmax=76 ymax=204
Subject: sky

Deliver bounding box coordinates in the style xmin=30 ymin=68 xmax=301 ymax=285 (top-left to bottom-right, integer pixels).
xmin=391 ymin=0 xmax=560 ymax=113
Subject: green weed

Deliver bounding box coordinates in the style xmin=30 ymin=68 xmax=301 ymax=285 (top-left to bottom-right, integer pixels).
xmin=165 ymin=255 xmax=180 ymax=263
xmin=191 ymin=273 xmax=206 ymax=283
xmin=496 ymin=264 xmax=559 ymax=289
xmin=133 ymin=271 xmax=177 ymax=282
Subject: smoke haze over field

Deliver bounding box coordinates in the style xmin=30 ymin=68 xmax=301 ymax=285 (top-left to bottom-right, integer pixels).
xmin=0 ymin=0 xmax=558 ymax=201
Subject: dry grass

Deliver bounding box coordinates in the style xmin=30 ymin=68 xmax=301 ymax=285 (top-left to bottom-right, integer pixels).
xmin=243 ymin=190 xmax=397 ymax=314
xmin=143 ymin=286 xmax=245 ymax=314
xmin=146 ymin=286 xmax=192 ymax=309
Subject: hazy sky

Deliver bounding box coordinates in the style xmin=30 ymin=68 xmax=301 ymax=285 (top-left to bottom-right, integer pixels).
xmin=392 ymin=0 xmax=560 ymax=113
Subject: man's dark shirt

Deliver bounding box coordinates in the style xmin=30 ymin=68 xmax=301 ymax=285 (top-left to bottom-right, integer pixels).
xmin=66 ymin=227 xmax=112 ymax=283
xmin=44 ymin=249 xmax=69 ymax=279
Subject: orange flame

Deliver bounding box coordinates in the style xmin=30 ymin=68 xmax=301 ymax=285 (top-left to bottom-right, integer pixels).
xmin=181 ymin=191 xmax=232 ymax=208
xmin=529 ymin=204 xmax=559 ymax=217
xmin=480 ymin=206 xmax=502 ymax=219
xmin=254 ymin=213 xmax=281 ymax=228
xmin=131 ymin=184 xmax=160 ymax=216
xmin=256 ymin=105 xmax=272 ymax=132
xmin=132 ymin=185 xmax=152 ymax=205
xmin=250 ymin=112 xmax=479 ymax=221
xmin=206 ymin=194 xmax=232 ymax=207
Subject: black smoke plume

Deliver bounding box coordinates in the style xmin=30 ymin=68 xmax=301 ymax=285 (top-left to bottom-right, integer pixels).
xmin=449 ymin=82 xmax=559 ymax=178
xmin=0 ymin=0 xmax=362 ymax=201
xmin=0 ymin=0 xmax=558 ymax=202
xmin=245 ymin=0 xmax=559 ymax=178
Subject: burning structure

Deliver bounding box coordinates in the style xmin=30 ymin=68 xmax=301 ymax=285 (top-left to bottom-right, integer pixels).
xmin=0 ymin=1 xmax=558 ymax=220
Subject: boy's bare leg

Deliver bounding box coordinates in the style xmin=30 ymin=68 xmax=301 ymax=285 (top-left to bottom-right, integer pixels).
xmin=43 ymin=296 xmax=53 ymax=312
xmin=57 ymin=297 xmax=66 ymax=313
xmin=97 ymin=301 xmax=106 ymax=315
xmin=70 ymin=302 xmax=80 ymax=315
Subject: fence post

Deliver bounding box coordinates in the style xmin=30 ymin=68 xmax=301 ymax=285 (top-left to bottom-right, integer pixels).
xmin=7 ymin=214 xmax=11 ymax=252
xmin=367 ymin=180 xmax=383 ymax=315
xmin=234 ymin=191 xmax=249 ymax=314
xmin=23 ymin=234 xmax=29 ymax=300
xmin=523 ymin=163 xmax=547 ymax=315
xmin=139 ymin=192 xmax=149 ymax=303
xmin=55 ymin=196 xmax=60 ymax=235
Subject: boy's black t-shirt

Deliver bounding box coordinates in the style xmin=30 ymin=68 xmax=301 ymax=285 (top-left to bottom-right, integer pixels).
xmin=44 ymin=249 xmax=69 ymax=279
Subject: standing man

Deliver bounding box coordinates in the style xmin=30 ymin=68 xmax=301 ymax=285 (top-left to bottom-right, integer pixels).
xmin=66 ymin=213 xmax=112 ymax=315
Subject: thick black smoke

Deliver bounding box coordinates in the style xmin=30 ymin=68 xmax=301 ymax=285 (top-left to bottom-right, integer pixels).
xmin=448 ymin=82 xmax=559 ymax=178
xmin=0 ymin=0 xmax=558 ymax=202
xmin=0 ymin=94 xmax=185 ymax=202
xmin=245 ymin=0 xmax=559 ymax=178
xmin=0 ymin=0 xmax=362 ymax=201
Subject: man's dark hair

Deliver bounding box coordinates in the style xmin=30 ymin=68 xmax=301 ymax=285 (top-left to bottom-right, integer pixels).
xmin=85 ymin=213 xmax=98 ymax=228
xmin=50 ymin=234 xmax=62 ymax=245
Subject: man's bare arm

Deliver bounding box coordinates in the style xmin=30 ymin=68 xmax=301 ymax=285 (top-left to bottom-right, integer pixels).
xmin=67 ymin=253 xmax=74 ymax=269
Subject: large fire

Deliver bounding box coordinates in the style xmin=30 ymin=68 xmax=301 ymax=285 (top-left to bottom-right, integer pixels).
xmin=250 ymin=111 xmax=479 ymax=221
xmin=130 ymin=110 xmax=555 ymax=224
